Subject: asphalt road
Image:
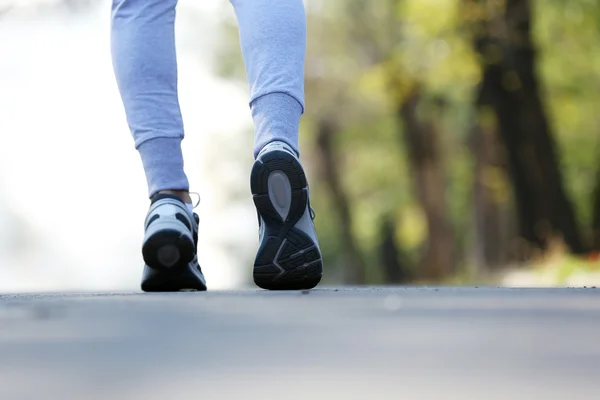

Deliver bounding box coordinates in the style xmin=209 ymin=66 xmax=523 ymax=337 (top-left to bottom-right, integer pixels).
xmin=1 ymin=287 xmax=599 ymax=399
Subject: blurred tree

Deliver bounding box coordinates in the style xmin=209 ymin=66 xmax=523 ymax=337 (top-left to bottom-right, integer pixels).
xmin=353 ymin=0 xmax=458 ymax=280
xmin=531 ymin=0 xmax=600 ymax=254
xmin=591 ymin=167 xmax=600 ymax=251
xmin=379 ymin=213 xmax=411 ymax=283
xmin=303 ymin=0 xmax=460 ymax=282
xmin=465 ymin=0 xmax=587 ymax=258
xmin=314 ymin=117 xmax=368 ymax=284
xmin=397 ymin=86 xmax=456 ymax=280
xmin=469 ymin=118 xmax=515 ymax=271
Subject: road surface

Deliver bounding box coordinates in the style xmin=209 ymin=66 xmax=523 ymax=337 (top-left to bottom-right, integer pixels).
xmin=1 ymin=287 xmax=599 ymax=399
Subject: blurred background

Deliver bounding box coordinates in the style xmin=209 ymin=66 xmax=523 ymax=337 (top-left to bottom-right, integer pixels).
xmin=0 ymin=0 xmax=599 ymax=292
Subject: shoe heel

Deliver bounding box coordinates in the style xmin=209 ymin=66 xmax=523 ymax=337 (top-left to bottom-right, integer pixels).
xmin=142 ymin=226 xmax=195 ymax=270
xmin=250 ymin=149 xmax=308 ymax=226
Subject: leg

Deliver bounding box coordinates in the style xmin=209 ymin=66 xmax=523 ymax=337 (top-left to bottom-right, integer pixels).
xmin=111 ymin=0 xmax=189 ymax=201
xmin=111 ymin=0 xmax=206 ymax=291
xmin=231 ymin=0 xmax=323 ymax=290
xmin=230 ymin=0 xmax=305 ymax=158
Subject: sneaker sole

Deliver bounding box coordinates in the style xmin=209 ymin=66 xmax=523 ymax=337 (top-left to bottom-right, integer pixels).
xmin=251 ymin=149 xmax=323 ymax=290
xmin=141 ymin=258 xmax=207 ymax=292
xmin=142 ymin=227 xmax=195 ymax=271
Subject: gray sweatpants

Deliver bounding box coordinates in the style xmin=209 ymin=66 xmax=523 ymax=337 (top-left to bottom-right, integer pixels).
xmin=110 ymin=0 xmax=306 ymax=197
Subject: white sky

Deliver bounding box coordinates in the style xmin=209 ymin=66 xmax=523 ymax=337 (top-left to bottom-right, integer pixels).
xmin=0 ymin=0 xmax=258 ymax=292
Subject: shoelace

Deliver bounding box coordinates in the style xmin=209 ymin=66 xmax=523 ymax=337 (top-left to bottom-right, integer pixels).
xmin=308 ymin=198 xmax=316 ymax=220
xmin=190 ymin=192 xmax=201 ymax=209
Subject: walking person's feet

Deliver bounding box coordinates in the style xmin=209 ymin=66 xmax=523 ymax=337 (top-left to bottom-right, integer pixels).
xmin=251 ymin=141 xmax=323 ymax=290
xmin=140 ymin=193 xmax=207 ymax=292
xmin=111 ymin=0 xmax=315 ymax=292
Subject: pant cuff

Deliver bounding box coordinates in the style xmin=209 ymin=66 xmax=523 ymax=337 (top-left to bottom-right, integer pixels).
xmin=251 ymin=92 xmax=302 ymax=158
xmin=137 ymin=136 xmax=189 ymax=198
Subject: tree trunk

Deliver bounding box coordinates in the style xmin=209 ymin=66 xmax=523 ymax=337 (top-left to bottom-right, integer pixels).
xmin=378 ymin=215 xmax=411 ymax=284
xmin=470 ymin=0 xmax=586 ymax=257
xmin=470 ymin=121 xmax=515 ymax=271
xmin=397 ymin=87 xmax=455 ymax=281
xmin=315 ymin=118 xmax=367 ymax=284
xmin=590 ymin=167 xmax=600 ymax=251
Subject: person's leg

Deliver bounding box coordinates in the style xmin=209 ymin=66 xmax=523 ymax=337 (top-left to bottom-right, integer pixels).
xmin=111 ymin=0 xmax=206 ymax=291
xmin=111 ymin=0 xmax=191 ymax=204
xmin=230 ymin=0 xmax=323 ymax=290
xmin=230 ymin=0 xmax=305 ymax=158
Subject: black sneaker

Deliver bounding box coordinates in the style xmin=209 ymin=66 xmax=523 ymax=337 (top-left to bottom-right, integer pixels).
xmin=140 ymin=193 xmax=207 ymax=292
xmin=250 ymin=141 xmax=323 ymax=290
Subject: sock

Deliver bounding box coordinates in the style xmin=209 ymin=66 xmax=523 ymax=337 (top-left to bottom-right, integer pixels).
xmin=230 ymin=0 xmax=306 ymax=158
xmin=111 ymin=0 xmax=189 ymax=198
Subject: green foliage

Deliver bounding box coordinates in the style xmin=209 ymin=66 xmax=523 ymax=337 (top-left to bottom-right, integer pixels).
xmin=534 ymin=0 xmax=600 ymax=228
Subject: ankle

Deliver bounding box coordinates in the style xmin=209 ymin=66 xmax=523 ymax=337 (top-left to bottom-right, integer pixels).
xmin=157 ymin=190 xmax=192 ymax=204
